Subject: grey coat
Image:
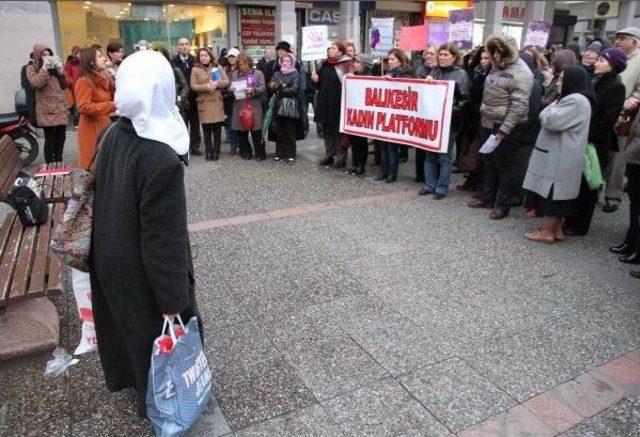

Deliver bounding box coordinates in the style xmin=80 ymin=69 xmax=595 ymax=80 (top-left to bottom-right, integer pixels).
xmin=230 ymin=68 xmax=265 ymax=131
xmin=523 ymin=93 xmax=592 ymax=200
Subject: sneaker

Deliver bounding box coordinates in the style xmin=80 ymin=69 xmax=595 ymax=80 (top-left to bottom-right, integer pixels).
xmin=433 ymin=193 xmax=446 ymax=200
xmin=287 ymin=158 xmax=295 ymax=163
xmin=603 ymin=200 xmax=619 ymax=213
xmin=417 ymin=188 xmax=433 ymax=196
xmin=273 ymin=157 xmax=281 ymax=162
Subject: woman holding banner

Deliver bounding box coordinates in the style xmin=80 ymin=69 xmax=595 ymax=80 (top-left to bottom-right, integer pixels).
xmin=375 ymin=49 xmax=414 ymax=184
xmin=418 ymin=43 xmax=469 ymax=198
xmin=312 ymin=41 xmax=353 ymax=168
xmin=414 ymin=45 xmax=439 ymax=183
xmin=346 ymin=54 xmax=374 ymax=176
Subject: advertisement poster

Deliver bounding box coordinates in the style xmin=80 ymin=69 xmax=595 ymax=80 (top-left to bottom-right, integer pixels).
xmin=239 ymin=6 xmax=275 ymax=47
xmin=523 ymin=20 xmax=551 ymax=50
xmin=398 ymin=25 xmax=428 ymax=52
xmin=427 ymin=20 xmax=449 ymax=46
xmin=448 ymin=8 xmax=474 ymax=50
xmin=370 ymin=17 xmax=394 ymax=58
xmin=301 ymin=25 xmax=330 ymax=61
xmin=340 ymin=76 xmax=454 ymax=153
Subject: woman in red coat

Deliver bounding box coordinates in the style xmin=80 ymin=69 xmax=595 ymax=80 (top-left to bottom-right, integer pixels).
xmin=75 ymin=46 xmax=116 ymax=169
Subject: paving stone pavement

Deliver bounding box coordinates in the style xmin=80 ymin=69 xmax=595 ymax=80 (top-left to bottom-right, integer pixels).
xmin=1 ymin=125 xmax=640 ymax=436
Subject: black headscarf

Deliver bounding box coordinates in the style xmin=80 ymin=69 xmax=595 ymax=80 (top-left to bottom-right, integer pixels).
xmin=561 ymin=65 xmax=595 ymax=111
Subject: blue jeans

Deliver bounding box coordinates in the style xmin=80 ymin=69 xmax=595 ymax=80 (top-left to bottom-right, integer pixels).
xmin=379 ymin=141 xmax=399 ymax=178
xmin=224 ymin=125 xmax=238 ymax=152
xmin=424 ymin=133 xmax=456 ymax=195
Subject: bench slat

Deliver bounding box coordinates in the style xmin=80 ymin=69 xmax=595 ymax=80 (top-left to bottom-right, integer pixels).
xmin=0 ymin=152 xmax=21 ymax=197
xmin=46 ymin=203 xmax=65 ymax=293
xmin=27 ymin=204 xmax=53 ymax=296
xmin=0 ymin=135 xmax=13 ymax=156
xmin=8 ymin=222 xmax=36 ymax=300
xmin=0 ymin=212 xmax=16 ymax=256
xmin=0 ymin=216 xmax=23 ymax=307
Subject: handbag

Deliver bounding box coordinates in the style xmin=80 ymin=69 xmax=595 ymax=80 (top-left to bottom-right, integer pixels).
xmin=50 ymin=123 xmax=116 ymax=272
xmin=239 ymin=99 xmax=255 ymax=131
xmin=583 ymin=142 xmax=604 ymax=190
xmin=277 ymin=96 xmax=299 ymax=119
xmin=147 ymin=315 xmax=212 ymax=436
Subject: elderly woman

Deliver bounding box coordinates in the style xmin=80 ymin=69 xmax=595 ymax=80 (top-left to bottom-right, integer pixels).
xmin=269 ymin=51 xmax=300 ymax=162
xmin=90 ymin=50 xmax=201 ymax=418
xmin=522 ymin=65 xmax=594 ymax=243
xmin=229 ymin=52 xmax=266 ymax=160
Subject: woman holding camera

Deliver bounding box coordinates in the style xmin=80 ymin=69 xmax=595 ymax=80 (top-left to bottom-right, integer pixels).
xmin=26 ymin=44 xmax=68 ymax=163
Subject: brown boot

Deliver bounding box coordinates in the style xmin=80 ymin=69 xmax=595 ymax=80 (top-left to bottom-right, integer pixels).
xmin=525 ymin=217 xmax=555 ymax=244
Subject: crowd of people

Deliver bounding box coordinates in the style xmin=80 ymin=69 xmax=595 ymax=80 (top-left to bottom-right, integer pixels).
xmin=20 ymin=27 xmax=640 ymax=281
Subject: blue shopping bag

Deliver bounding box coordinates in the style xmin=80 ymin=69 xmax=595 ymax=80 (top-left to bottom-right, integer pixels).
xmin=147 ymin=315 xmax=212 ymax=437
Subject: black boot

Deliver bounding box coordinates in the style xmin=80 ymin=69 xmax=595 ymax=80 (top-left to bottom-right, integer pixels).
xmin=354 ymin=165 xmax=365 ymax=176
xmin=333 ymin=159 xmax=347 ymax=169
xmin=375 ymin=174 xmax=388 ymax=181
xmin=610 ymin=242 xmax=633 ymax=255
xmin=619 ymin=252 xmax=640 ymax=264
xmin=630 ymin=271 xmax=640 ymax=279
xmin=319 ymin=157 xmax=334 ymax=166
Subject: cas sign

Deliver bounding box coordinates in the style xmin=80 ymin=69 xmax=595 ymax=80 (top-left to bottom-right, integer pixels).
xmin=307 ymin=9 xmax=340 ymax=25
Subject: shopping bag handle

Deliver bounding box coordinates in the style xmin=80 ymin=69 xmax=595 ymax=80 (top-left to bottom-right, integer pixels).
xmin=162 ymin=314 xmax=187 ymax=345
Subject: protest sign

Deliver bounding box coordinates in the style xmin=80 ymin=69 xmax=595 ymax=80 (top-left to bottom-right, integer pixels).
xmin=239 ymin=7 xmax=275 ymax=46
xmin=301 ymin=25 xmax=329 ymax=61
xmin=427 ymin=20 xmax=449 ymax=46
xmin=448 ymin=8 xmax=474 ymax=50
xmin=370 ymin=17 xmax=394 ymax=58
xmin=340 ymin=76 xmax=454 ymax=153
xmin=523 ymin=21 xmax=551 ymax=50
xmin=398 ymin=25 xmax=428 ymax=52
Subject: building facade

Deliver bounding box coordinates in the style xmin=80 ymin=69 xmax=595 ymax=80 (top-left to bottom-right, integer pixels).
xmin=2 ymin=0 xmax=639 ymax=114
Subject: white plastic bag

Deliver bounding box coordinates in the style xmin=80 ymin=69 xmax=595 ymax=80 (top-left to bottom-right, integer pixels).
xmin=44 ymin=347 xmax=79 ymax=377
xmin=71 ymin=268 xmax=97 ymax=355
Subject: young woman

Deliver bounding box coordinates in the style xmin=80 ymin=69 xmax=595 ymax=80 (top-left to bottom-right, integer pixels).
xmin=26 ymin=44 xmax=68 ymax=163
xmin=346 ymin=54 xmax=374 ymax=175
xmin=223 ymin=48 xmax=240 ymax=155
xmin=190 ymin=47 xmax=229 ymax=161
xmin=269 ymin=52 xmax=300 ymax=162
xmin=522 ymin=66 xmax=594 ymax=244
xmin=91 ymin=50 xmax=201 ymax=419
xmin=312 ymin=41 xmax=353 ymax=168
xmin=75 ymin=46 xmax=116 ymax=170
xmin=229 ymin=53 xmax=266 ymax=160
xmin=375 ymin=49 xmax=413 ymax=183
xmin=104 ymin=42 xmax=124 ymax=81
xmin=414 ymin=45 xmax=440 ymax=182
xmin=566 ymin=48 xmax=626 ymax=237
xmin=419 ymin=43 xmax=469 ymax=198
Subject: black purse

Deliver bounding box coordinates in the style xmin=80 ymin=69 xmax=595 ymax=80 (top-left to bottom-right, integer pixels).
xmin=277 ymin=97 xmax=299 ymax=119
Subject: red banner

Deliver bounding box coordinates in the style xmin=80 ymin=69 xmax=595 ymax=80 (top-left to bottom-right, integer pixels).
xmin=240 ymin=6 xmax=275 ymax=47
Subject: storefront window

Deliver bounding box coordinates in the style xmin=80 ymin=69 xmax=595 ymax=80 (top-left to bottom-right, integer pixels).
xmin=56 ymin=1 xmax=227 ymax=57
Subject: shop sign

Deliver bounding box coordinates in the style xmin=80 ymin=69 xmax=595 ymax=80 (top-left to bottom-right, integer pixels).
xmin=503 ymin=2 xmax=526 ymax=20
xmin=239 ymin=6 xmax=275 ymax=46
xmin=424 ymin=1 xmax=472 ymax=19
xmin=307 ymin=9 xmax=340 ymax=25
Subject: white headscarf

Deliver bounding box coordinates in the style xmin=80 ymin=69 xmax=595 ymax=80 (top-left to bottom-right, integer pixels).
xmin=115 ymin=50 xmax=189 ymax=155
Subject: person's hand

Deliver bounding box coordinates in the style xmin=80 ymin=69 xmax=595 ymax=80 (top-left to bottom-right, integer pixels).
xmin=384 ymin=75 xmax=392 ymax=79
xmin=425 ymin=75 xmax=434 ymax=81
xmin=494 ymin=132 xmax=505 ymax=143
xmin=227 ymin=84 xmax=234 ymax=92
xmin=311 ymin=71 xmax=319 ymax=83
xmin=245 ymin=87 xmax=253 ymax=96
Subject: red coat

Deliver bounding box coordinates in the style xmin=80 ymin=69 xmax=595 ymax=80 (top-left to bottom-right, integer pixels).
xmin=64 ymin=59 xmax=80 ymax=91
xmin=75 ymin=73 xmax=115 ymax=169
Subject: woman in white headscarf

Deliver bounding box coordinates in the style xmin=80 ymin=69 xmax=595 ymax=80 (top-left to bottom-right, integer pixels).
xmin=90 ymin=50 xmax=201 ymax=418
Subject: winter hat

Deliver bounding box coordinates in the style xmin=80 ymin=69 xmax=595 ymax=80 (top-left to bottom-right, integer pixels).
xmin=226 ymin=48 xmax=240 ymax=58
xmin=600 ymin=47 xmax=627 ymax=73
xmin=615 ymin=27 xmax=640 ymax=40
xmin=355 ymin=54 xmax=373 ymax=67
xmin=585 ymin=41 xmax=605 ymax=55
xmin=275 ymin=41 xmax=292 ymax=53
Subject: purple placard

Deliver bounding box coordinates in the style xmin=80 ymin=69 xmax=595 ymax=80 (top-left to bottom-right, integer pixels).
xmin=524 ymin=20 xmax=551 ymax=50
xmin=427 ymin=20 xmax=449 ymax=47
xmin=448 ymin=8 xmax=474 ymax=50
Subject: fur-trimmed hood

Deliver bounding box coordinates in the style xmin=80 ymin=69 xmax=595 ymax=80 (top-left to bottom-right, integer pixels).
xmin=484 ymin=35 xmax=519 ymax=69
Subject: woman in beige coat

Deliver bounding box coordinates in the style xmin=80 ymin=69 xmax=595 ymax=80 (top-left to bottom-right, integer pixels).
xmin=190 ymin=47 xmax=229 ymax=161
xmin=27 ymin=43 xmax=68 ymax=163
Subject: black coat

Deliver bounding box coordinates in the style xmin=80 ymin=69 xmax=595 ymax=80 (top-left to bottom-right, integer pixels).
xmin=90 ymin=118 xmax=200 ymax=416
xmin=313 ymin=61 xmax=344 ymax=127
xmin=20 ymin=62 xmax=37 ymax=125
xmin=590 ymin=72 xmax=625 ymax=162
xmin=172 ymin=53 xmax=197 ymax=102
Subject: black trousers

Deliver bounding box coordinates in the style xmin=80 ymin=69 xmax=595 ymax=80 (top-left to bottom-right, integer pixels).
xmin=622 ymin=164 xmax=640 ymax=248
xmin=415 ymin=149 xmax=425 ymax=181
xmin=398 ymin=145 xmax=408 ymax=161
xmin=202 ymin=122 xmax=222 ymax=158
xmin=350 ymin=135 xmax=368 ymax=167
xmin=42 ymin=125 xmax=66 ymax=163
xmin=237 ymin=130 xmax=265 ymax=159
xmin=565 ymin=177 xmax=599 ymax=235
xmin=480 ymin=126 xmax=527 ymax=212
xmin=182 ymin=103 xmax=201 ymax=152
xmin=275 ymin=117 xmax=297 ymax=159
